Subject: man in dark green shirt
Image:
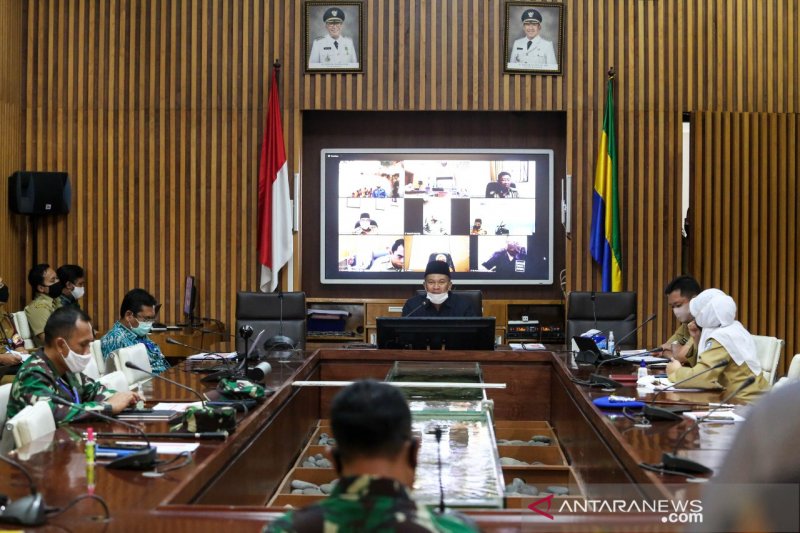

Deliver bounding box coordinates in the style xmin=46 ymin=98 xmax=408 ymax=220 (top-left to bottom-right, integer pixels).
xmin=6 ymin=306 xmax=142 ymax=424
xmin=266 ymin=380 xmax=478 ymax=532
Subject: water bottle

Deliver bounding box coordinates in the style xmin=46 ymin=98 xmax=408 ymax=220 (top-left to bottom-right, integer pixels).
xmin=637 ymin=360 xmax=649 ymax=380
xmin=607 ymin=331 xmax=615 ymax=354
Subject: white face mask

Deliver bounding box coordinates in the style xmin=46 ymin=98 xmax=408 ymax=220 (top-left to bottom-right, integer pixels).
xmin=62 ymin=341 xmax=93 ymax=373
xmin=426 ymin=292 xmax=449 ymax=305
xmin=673 ymin=303 xmax=692 ymax=324
xmin=71 ymin=286 xmax=85 ymax=300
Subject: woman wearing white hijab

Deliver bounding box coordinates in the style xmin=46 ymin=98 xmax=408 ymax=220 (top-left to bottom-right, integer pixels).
xmin=666 ymin=288 xmax=770 ymax=403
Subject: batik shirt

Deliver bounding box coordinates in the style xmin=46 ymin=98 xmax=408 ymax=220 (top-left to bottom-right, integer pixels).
xmin=6 ymin=351 xmax=117 ymax=423
xmin=100 ymin=321 xmax=170 ymax=375
xmin=266 ymin=475 xmax=479 ymax=532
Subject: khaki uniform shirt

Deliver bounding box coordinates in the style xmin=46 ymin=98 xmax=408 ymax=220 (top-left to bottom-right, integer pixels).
xmin=668 ymin=339 xmax=770 ymax=403
xmin=666 ymin=323 xmax=698 ymax=367
xmin=24 ymin=293 xmax=57 ymax=346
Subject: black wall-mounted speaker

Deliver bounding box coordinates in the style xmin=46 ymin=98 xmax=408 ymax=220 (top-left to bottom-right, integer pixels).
xmin=8 ymin=171 xmax=71 ymax=215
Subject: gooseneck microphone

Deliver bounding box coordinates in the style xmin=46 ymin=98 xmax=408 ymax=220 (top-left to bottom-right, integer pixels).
xmin=609 ymin=313 xmax=657 ymax=355
xmin=641 ymin=359 xmax=731 ymax=422
xmin=435 ymin=427 xmax=445 ymax=514
xmin=578 ymin=314 xmax=658 ymax=389
xmin=403 ymin=299 xmax=429 ymax=317
xmin=0 ymin=454 xmax=46 ymax=526
xmin=49 ymin=396 xmax=157 ymax=470
xmin=199 ymin=316 xmax=227 ymax=330
xmin=265 ymin=292 xmax=295 ymax=350
xmin=124 ymin=362 xmax=206 ymax=406
xmin=165 ymin=336 xmax=208 ymax=353
xmin=124 ymin=361 xmax=240 ymax=429
xmin=659 ymin=376 xmax=756 ymax=475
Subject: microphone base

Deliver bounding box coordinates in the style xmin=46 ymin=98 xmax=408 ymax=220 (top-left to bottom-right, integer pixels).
xmin=264 ymin=335 xmax=295 ymax=351
xmin=661 ymin=452 xmax=713 ymax=475
xmin=200 ymin=368 xmax=246 ymax=382
xmin=0 ymin=493 xmax=46 ymax=526
xmin=642 ymin=405 xmax=685 ymax=422
xmin=106 ymin=446 xmax=158 ymax=470
xmin=588 ymin=374 xmax=624 ymax=388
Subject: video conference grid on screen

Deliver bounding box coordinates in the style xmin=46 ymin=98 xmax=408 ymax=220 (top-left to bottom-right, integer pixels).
xmin=321 ymin=149 xmax=554 ymax=285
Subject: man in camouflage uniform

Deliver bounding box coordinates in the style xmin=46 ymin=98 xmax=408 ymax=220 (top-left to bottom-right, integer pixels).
xmin=266 ymin=380 xmax=478 ymax=532
xmin=6 ymin=306 xmax=142 ymax=423
xmin=660 ymin=275 xmax=702 ymax=367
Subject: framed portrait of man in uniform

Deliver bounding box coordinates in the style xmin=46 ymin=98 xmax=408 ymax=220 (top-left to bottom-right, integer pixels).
xmin=504 ymin=2 xmax=564 ymax=75
xmin=304 ymin=1 xmax=363 ymax=73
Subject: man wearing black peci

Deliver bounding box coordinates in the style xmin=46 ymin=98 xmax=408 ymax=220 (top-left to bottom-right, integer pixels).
xmin=401 ymin=260 xmax=480 ymax=317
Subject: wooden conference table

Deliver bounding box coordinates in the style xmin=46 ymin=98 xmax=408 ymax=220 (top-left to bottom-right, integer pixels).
xmin=0 ymin=347 xmax=741 ymax=531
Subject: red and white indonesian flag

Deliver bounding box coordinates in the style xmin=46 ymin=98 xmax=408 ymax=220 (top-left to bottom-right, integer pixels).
xmin=258 ymin=68 xmax=293 ymax=292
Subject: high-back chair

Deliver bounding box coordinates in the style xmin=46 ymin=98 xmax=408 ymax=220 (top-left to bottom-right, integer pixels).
xmin=99 ymin=370 xmax=131 ymax=393
xmin=751 ymin=335 xmax=784 ymax=385
xmin=566 ymin=291 xmax=637 ymax=347
xmin=112 ymin=344 xmax=153 ymax=386
xmin=11 ymin=311 xmax=36 ymax=350
xmin=236 ymin=292 xmax=307 ymax=352
xmin=90 ymin=339 xmax=107 ymax=375
xmin=4 ymin=400 xmax=56 ymax=449
xmin=0 ymin=383 xmax=12 ymax=432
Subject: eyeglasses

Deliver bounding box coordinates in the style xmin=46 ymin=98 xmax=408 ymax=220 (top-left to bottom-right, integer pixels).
xmin=134 ymin=314 xmax=157 ymax=321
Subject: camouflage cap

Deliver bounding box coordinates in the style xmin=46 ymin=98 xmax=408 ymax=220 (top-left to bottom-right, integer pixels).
xmin=218 ymin=378 xmax=267 ymax=400
xmin=172 ymin=405 xmax=237 ymax=433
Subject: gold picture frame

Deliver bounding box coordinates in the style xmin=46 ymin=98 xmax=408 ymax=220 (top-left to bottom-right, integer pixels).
xmin=504 ymin=2 xmax=565 ymax=75
xmin=304 ymin=1 xmax=363 ymax=73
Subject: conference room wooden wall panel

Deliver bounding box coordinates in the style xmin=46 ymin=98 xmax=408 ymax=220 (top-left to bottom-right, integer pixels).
xmin=0 ymin=0 xmax=26 ymax=309
xmin=692 ymin=112 xmax=800 ymax=375
xmin=20 ymin=0 xmax=800 ymax=348
xmin=23 ymin=0 xmax=279 ymax=331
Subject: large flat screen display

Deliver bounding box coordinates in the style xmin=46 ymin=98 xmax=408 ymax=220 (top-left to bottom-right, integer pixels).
xmin=320 ymin=149 xmax=554 ymax=285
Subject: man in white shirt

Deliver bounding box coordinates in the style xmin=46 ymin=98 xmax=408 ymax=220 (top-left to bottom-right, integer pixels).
xmin=509 ymin=8 xmax=557 ymax=70
xmin=308 ymin=7 xmax=358 ymax=68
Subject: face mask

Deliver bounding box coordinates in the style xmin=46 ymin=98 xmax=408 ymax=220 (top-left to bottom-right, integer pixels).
xmin=130 ymin=320 xmax=153 ymax=336
xmin=62 ymin=341 xmax=93 ymax=373
xmin=47 ymin=282 xmax=63 ymax=299
xmin=673 ymin=304 xmax=692 ymax=324
xmin=426 ymin=292 xmax=449 ymax=305
xmin=0 ymin=285 xmax=8 ymax=303
xmin=71 ymin=286 xmax=85 ymax=300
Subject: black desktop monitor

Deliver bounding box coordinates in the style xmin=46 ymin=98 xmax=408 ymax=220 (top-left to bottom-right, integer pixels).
xmin=183 ymin=275 xmax=197 ymax=321
xmin=376 ymin=317 xmax=496 ymax=350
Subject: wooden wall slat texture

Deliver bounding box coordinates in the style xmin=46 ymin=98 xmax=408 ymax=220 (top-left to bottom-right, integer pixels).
xmin=0 ymin=0 xmax=26 ymax=308
xmin=692 ymin=112 xmax=800 ymax=375
xmin=4 ymin=0 xmax=797 ymax=362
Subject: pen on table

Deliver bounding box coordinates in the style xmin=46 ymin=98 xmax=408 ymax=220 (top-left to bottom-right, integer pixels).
xmin=89 ymin=431 xmax=229 ymax=440
xmin=86 ymin=426 xmax=96 ymax=495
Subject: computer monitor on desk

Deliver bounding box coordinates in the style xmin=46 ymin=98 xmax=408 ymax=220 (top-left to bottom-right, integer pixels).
xmin=376 ymin=317 xmax=496 ymax=350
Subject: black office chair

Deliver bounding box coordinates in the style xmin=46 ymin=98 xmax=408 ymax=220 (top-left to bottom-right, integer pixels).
xmin=235 ymin=291 xmax=307 ymax=352
xmin=566 ymin=291 xmax=637 ymax=347
xmin=414 ymin=290 xmax=483 ymax=316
